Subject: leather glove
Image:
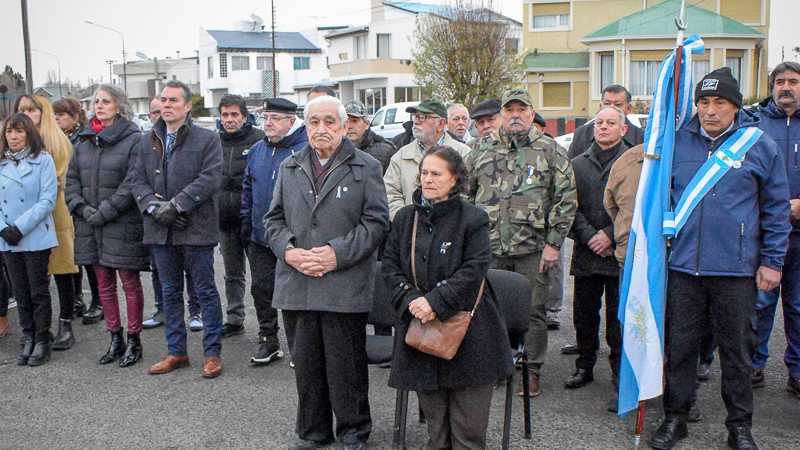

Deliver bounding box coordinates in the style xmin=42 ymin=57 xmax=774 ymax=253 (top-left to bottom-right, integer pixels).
xmin=149 ymin=199 xmax=180 ymax=227
xmin=0 ymin=226 xmax=23 ymax=246
xmin=86 ymin=210 xmax=107 ymax=228
xmin=241 ymin=222 xmax=252 ymax=244
xmin=81 ymin=206 xmax=98 ymax=221
xmin=173 ymin=214 xmax=189 ymax=230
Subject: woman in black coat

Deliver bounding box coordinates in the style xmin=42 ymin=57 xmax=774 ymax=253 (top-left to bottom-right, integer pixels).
xmin=65 ymin=84 xmax=150 ymax=368
xmin=382 ymin=146 xmax=512 ymax=449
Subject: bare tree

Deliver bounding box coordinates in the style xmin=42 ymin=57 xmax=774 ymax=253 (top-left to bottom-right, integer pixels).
xmin=44 ymin=69 xmax=58 ymax=86
xmin=412 ymin=0 xmax=525 ymax=108
xmin=793 ymin=46 xmax=800 ymax=58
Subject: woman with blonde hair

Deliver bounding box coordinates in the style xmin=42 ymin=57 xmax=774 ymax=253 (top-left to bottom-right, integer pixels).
xmin=14 ymin=95 xmax=80 ymax=350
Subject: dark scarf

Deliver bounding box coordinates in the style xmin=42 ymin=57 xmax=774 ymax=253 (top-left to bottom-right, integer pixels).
xmin=3 ymin=146 xmax=32 ymax=164
xmin=310 ymin=145 xmax=343 ymax=182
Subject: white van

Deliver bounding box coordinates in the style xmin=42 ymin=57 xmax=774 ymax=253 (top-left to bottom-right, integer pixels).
xmin=370 ymin=101 xmax=420 ymax=139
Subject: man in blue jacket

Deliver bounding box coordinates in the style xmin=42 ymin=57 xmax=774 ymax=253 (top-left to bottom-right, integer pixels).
xmin=241 ymin=97 xmax=307 ymax=364
xmin=650 ymin=68 xmax=791 ymax=450
xmin=751 ymin=61 xmax=800 ymax=398
xmin=131 ymin=81 xmax=224 ymax=379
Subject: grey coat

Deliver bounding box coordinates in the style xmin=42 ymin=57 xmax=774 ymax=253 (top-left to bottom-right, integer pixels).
xmin=65 ymin=117 xmax=149 ymax=270
xmin=130 ymin=117 xmax=223 ymax=246
xmin=265 ymin=139 xmax=390 ymax=313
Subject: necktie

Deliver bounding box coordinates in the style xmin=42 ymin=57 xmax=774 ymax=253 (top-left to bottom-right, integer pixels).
xmin=165 ymin=132 xmax=176 ymax=158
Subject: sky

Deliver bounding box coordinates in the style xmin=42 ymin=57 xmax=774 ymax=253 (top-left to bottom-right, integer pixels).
xmin=0 ymin=0 xmax=796 ymax=87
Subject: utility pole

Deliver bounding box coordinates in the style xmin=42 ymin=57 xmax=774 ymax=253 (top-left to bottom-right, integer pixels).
xmin=106 ymin=60 xmax=116 ymax=84
xmin=271 ymin=0 xmax=277 ymax=97
xmin=21 ymin=0 xmax=33 ymax=94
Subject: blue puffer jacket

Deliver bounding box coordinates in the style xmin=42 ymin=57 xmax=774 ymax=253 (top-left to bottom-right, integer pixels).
xmin=668 ymin=109 xmax=791 ymax=276
xmin=754 ymin=97 xmax=800 ymax=233
xmin=241 ymin=125 xmax=308 ymax=246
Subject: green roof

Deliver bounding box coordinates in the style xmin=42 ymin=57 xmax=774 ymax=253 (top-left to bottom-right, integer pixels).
xmin=582 ymin=0 xmax=763 ymax=42
xmin=524 ymin=52 xmax=589 ymax=70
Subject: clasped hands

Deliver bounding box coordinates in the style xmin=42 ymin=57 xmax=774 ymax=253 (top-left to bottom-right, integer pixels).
xmin=148 ymin=199 xmax=188 ymax=229
xmin=285 ymin=245 xmax=337 ymax=277
xmin=408 ymin=297 xmax=437 ymax=324
xmin=588 ymin=230 xmax=614 ymax=258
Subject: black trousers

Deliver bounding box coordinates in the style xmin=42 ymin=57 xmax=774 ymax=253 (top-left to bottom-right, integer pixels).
xmin=53 ymin=273 xmax=75 ymax=320
xmin=4 ymin=250 xmax=52 ymax=342
xmin=572 ymin=274 xmax=621 ymax=375
xmin=664 ymin=271 xmax=758 ymax=429
xmin=246 ymin=243 xmax=280 ymax=342
xmin=417 ymin=383 xmax=495 ymax=450
xmin=283 ymin=310 xmax=371 ymax=445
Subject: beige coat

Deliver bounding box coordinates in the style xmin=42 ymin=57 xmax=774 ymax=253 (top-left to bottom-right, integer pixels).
xmin=603 ymin=144 xmax=644 ymax=268
xmin=48 ymin=141 xmax=78 ymax=275
xmin=383 ymin=133 xmax=470 ymax=219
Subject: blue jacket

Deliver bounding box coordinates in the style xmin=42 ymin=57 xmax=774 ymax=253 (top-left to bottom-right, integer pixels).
xmin=668 ymin=109 xmax=791 ymax=276
xmin=0 ymin=152 xmax=58 ymax=252
xmin=241 ymin=125 xmax=308 ymax=246
xmin=754 ymin=97 xmax=800 ymax=233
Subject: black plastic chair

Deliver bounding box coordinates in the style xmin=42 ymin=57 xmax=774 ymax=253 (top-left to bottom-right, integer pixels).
xmin=487 ymin=268 xmax=533 ymax=448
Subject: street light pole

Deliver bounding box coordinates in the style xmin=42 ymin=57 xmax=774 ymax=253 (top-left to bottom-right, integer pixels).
xmin=33 ymin=49 xmax=62 ymax=97
xmin=85 ymin=20 xmax=127 ymax=91
xmin=21 ymin=0 xmax=33 ymax=94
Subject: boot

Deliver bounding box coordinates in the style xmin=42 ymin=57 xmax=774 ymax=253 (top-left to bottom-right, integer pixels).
xmin=119 ymin=333 xmax=143 ymax=368
xmin=0 ymin=316 xmax=9 ymax=337
xmin=99 ymin=329 xmax=125 ymax=365
xmin=82 ymin=297 xmax=104 ymax=325
xmin=73 ymin=292 xmax=87 ymax=319
xmin=51 ymin=319 xmax=75 ymax=350
xmin=28 ymin=337 xmax=52 ymax=366
xmin=16 ymin=334 xmax=34 ymax=365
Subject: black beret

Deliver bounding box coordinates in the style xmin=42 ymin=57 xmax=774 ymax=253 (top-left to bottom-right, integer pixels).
xmin=263 ymin=98 xmax=298 ymax=114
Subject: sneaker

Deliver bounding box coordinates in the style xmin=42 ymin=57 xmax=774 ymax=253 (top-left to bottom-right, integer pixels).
xmin=751 ymin=369 xmax=765 ymax=389
xmin=787 ymin=376 xmax=800 ymax=399
xmin=547 ymin=317 xmax=560 ymax=330
xmin=220 ymin=322 xmax=245 ymax=338
xmin=697 ymin=361 xmax=710 ymax=381
xmin=142 ymin=312 xmax=164 ymax=329
xmin=189 ymin=315 xmax=203 ymax=332
xmin=251 ymin=339 xmax=283 ymax=365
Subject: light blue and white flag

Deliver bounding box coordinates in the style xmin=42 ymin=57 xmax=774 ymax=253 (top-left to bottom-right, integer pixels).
xmin=617 ymin=34 xmax=705 ymax=417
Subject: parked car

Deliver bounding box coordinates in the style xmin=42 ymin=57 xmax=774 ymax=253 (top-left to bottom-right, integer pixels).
xmin=555 ymin=113 xmax=649 ymax=152
xmin=370 ymin=101 xmax=419 ymax=139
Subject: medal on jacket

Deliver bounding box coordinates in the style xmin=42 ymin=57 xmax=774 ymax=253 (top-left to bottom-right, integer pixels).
xmin=526 ymin=165 xmax=534 ymax=184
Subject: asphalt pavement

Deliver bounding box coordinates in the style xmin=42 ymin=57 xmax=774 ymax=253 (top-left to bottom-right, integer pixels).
xmin=1 ymin=243 xmax=797 ymax=449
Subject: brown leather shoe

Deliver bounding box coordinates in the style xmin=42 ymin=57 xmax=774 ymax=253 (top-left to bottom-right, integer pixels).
xmin=0 ymin=316 xmax=10 ymax=337
xmin=148 ymin=354 xmax=190 ymax=374
xmin=203 ymin=356 xmax=222 ymax=378
xmin=518 ymin=373 xmax=541 ymax=397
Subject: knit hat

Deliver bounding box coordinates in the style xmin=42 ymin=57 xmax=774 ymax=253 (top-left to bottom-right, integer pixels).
xmin=694 ymin=67 xmax=743 ymax=108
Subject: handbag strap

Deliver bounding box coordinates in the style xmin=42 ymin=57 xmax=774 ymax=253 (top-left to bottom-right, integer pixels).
xmin=411 ymin=210 xmax=485 ymax=318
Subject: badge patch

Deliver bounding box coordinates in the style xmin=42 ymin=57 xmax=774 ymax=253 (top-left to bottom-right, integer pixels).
xmin=701 ymin=79 xmax=719 ymax=91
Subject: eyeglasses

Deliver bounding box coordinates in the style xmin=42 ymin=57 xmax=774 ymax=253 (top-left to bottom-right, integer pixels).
xmin=412 ymin=114 xmax=439 ymax=122
xmin=261 ymin=114 xmax=294 ymax=123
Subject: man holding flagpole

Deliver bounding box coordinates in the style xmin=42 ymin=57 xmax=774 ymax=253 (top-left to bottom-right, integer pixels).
xmin=650 ymin=67 xmax=791 ymax=450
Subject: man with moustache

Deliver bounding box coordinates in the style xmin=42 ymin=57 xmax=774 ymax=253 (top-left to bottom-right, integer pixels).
xmin=446 ymin=103 xmax=470 ymax=143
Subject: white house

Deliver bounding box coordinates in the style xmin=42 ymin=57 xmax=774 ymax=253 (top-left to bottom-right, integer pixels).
xmin=113 ymin=57 xmax=200 ymax=115
xmin=326 ymin=0 xmax=521 ymax=114
xmin=199 ymin=19 xmax=330 ymax=110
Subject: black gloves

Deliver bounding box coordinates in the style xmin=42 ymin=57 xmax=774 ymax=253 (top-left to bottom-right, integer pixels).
xmin=86 ymin=210 xmax=107 ymax=228
xmin=148 ymin=199 xmax=187 ymax=229
xmin=81 ymin=206 xmax=98 ymax=221
xmin=241 ymin=221 xmax=252 ymax=244
xmin=0 ymin=226 xmax=23 ymax=246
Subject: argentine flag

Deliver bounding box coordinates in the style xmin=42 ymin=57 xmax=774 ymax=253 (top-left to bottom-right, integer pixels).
xmin=617 ymin=35 xmax=704 ymax=416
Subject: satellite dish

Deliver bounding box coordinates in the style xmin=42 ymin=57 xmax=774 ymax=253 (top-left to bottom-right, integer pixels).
xmin=136 ymin=51 xmax=149 ymax=60
xmin=250 ymin=14 xmax=264 ymax=23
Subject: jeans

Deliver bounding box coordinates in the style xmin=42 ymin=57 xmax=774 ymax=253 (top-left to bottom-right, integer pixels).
xmin=150 ymin=250 xmax=200 ymax=317
xmin=220 ymin=227 xmax=248 ymax=326
xmin=247 ymin=243 xmax=280 ymax=341
xmin=4 ymin=250 xmax=52 ymax=342
xmin=753 ymin=233 xmax=800 ymax=377
xmin=93 ymin=265 xmax=144 ymax=334
xmin=152 ymin=245 xmax=222 ymax=357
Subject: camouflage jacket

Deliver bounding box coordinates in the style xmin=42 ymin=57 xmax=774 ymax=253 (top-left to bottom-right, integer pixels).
xmin=467 ymin=126 xmax=577 ymax=257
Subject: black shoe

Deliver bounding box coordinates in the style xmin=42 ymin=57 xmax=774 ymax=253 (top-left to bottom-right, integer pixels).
xmin=561 ymin=343 xmax=579 ymax=355
xmin=649 ymin=417 xmax=688 ymax=450
xmin=287 ymin=438 xmax=321 ymax=450
xmin=786 ymin=377 xmax=800 ymax=399
xmin=73 ymin=293 xmax=87 ymax=319
xmin=564 ymin=368 xmax=594 ymax=389
xmin=82 ymin=302 xmax=104 ymax=325
xmin=727 ymin=424 xmax=758 ymax=450
xmin=547 ymin=317 xmax=560 ymax=330
xmin=52 ymin=319 xmax=75 ymax=350
xmin=343 ymin=442 xmax=366 ymax=450
xmin=251 ymin=339 xmax=283 ymax=365
xmin=751 ymin=369 xmax=765 ymax=388
xmin=119 ymin=333 xmax=142 ymax=368
xmin=28 ymin=339 xmax=52 ymax=366
xmin=99 ymin=329 xmax=125 ymax=365
xmin=697 ymin=361 xmax=710 ymax=381
xmin=607 ymin=394 xmax=618 ymax=413
xmin=220 ymin=322 xmax=245 ymax=338
xmin=16 ymin=335 xmax=34 ymax=365
xmin=688 ymin=399 xmax=702 ymax=423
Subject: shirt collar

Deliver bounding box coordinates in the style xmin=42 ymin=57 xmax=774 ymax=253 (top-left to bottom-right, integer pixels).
xmin=418 ymin=133 xmax=446 ymax=155
xmin=699 ymin=121 xmax=735 ymax=142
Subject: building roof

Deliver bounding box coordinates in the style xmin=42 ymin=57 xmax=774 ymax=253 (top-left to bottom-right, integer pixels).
xmin=582 ymin=0 xmax=763 ymax=42
xmin=324 ymin=26 xmax=369 ymax=39
xmin=384 ymin=2 xmax=521 ymax=25
xmin=525 ymin=52 xmax=589 ymax=71
xmin=206 ymin=30 xmax=321 ymax=53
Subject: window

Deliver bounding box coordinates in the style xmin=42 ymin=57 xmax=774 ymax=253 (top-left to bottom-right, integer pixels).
xmin=293 ymin=57 xmax=310 ymax=70
xmin=692 ymin=60 xmax=711 ymax=89
xmin=599 ymin=53 xmax=614 ymax=93
xmin=541 ymin=83 xmax=570 ymax=108
xmin=630 ymin=60 xmax=661 ymax=96
xmin=377 ymin=34 xmax=391 ymax=58
xmin=357 ymin=87 xmax=386 ymax=114
xmin=530 ymin=2 xmax=570 ymax=30
xmin=219 ymin=53 xmax=228 ymax=78
xmin=726 ymin=56 xmax=742 ymax=83
xmin=257 ymin=56 xmax=274 ymax=71
xmin=207 ymin=56 xmax=214 ymax=78
xmin=370 ymin=109 xmax=385 ymax=127
xmin=394 ymin=86 xmax=424 ymax=103
xmin=384 ymin=108 xmax=397 ymax=124
xmin=355 ymin=35 xmax=367 ymax=60
xmin=231 ymin=55 xmax=250 ymax=71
